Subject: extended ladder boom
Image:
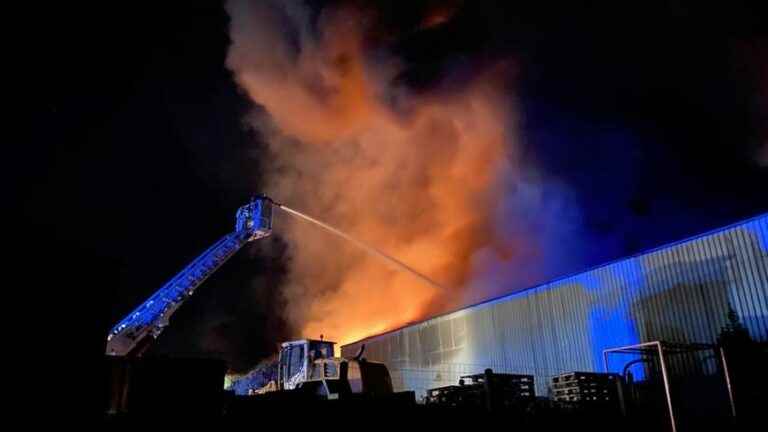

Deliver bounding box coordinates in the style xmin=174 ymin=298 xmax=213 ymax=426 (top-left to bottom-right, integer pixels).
xmin=106 ymin=197 xmax=273 ymax=356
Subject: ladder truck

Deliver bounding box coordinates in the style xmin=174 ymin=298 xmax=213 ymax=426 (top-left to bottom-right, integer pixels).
xmin=105 ymin=196 xmax=408 ymax=408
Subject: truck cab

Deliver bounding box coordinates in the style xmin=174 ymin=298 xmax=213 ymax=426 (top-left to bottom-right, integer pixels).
xmin=276 ymin=338 xmax=394 ymax=399
xmin=278 ymin=339 xmax=336 ymax=391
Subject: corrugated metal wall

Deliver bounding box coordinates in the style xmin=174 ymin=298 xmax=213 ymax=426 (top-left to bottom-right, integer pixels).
xmin=342 ymin=214 xmax=768 ymax=398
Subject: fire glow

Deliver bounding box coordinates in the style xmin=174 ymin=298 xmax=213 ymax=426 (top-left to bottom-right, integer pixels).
xmin=226 ymin=1 xmax=522 ymax=346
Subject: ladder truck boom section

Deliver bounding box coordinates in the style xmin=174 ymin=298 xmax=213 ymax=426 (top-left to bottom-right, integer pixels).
xmin=106 ymin=197 xmax=274 ymax=357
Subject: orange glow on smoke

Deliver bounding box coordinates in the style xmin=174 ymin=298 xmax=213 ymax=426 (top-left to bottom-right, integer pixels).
xmin=227 ymin=2 xmax=518 ymax=346
xmin=421 ymin=3 xmax=460 ymax=30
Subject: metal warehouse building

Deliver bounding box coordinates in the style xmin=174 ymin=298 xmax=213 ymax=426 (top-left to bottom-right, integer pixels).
xmin=341 ymin=213 xmax=768 ymax=399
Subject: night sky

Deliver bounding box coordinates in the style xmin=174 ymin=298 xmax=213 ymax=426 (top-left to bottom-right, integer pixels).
xmin=18 ymin=0 xmax=767 ymax=400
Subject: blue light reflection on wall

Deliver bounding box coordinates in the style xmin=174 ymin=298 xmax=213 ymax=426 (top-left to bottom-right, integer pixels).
xmin=582 ymin=260 xmax=644 ymax=378
xmin=747 ymin=218 xmax=768 ymax=254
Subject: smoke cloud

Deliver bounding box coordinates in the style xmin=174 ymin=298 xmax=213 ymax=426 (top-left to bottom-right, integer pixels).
xmin=225 ymin=0 xmax=582 ymax=346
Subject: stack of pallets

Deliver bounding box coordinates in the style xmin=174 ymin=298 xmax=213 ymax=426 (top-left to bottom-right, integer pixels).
xmin=551 ymin=372 xmax=621 ymax=405
xmin=462 ymin=372 xmax=536 ymax=406
xmin=425 ymin=385 xmax=462 ymax=406
xmin=425 ymin=370 xmax=535 ymax=408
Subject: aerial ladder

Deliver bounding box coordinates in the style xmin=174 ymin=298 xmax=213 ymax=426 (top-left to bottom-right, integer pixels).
xmin=106 ymin=196 xmax=273 ymax=357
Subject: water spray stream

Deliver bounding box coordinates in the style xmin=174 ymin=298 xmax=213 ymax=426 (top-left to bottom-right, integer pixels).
xmin=275 ymin=203 xmax=445 ymax=291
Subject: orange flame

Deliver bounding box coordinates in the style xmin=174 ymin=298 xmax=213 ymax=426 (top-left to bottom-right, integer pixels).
xmin=227 ymin=1 xmax=519 ymax=346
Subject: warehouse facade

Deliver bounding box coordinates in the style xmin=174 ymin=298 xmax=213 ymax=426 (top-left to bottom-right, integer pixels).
xmin=341 ymin=213 xmax=768 ymax=398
